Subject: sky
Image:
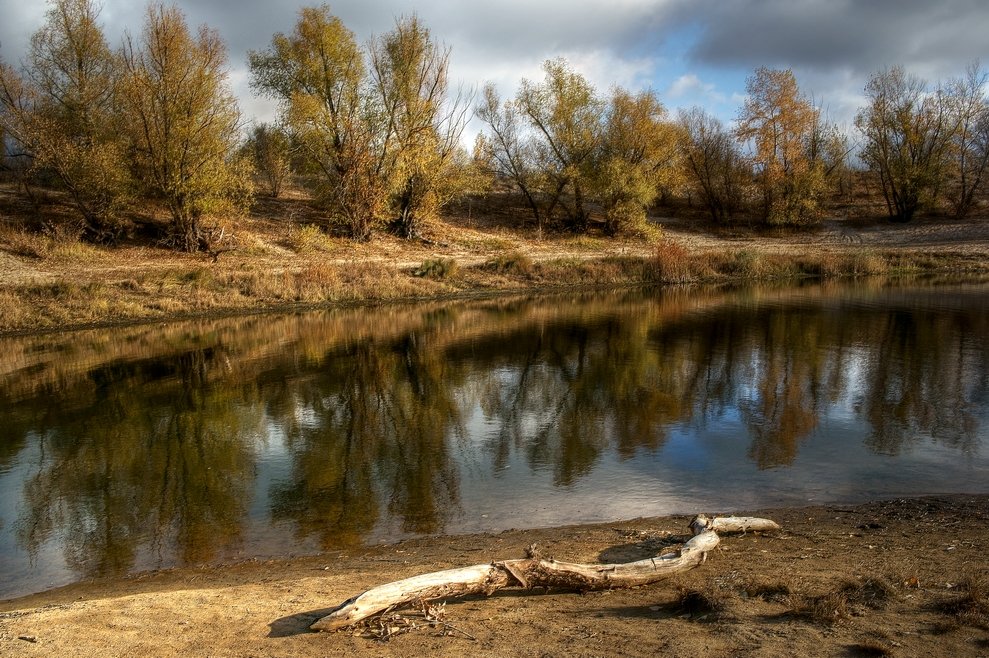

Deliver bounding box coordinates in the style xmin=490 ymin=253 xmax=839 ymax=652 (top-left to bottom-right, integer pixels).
xmin=2 ymin=0 xmax=988 ymax=139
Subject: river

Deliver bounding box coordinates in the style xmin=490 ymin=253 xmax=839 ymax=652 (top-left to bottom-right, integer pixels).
xmin=0 ymin=278 xmax=987 ymax=599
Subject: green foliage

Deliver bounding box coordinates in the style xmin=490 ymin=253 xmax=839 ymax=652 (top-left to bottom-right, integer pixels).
xmin=251 ymin=8 xmax=471 ymax=242
xmin=290 ymin=223 xmax=333 ymax=254
xmin=597 ymin=88 xmax=679 ymax=236
xmin=372 ymin=15 xmax=472 ymax=239
xmin=517 ymin=58 xmax=603 ymax=233
xmin=249 ymin=5 xmax=384 ymax=241
xmin=479 ymin=59 xmax=680 ymax=236
xmin=243 ymin=123 xmax=292 ymax=198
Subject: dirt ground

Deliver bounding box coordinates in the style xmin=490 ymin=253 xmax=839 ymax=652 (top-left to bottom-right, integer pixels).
xmin=659 ymin=213 xmax=989 ymax=257
xmin=1 ymin=495 xmax=987 ymax=657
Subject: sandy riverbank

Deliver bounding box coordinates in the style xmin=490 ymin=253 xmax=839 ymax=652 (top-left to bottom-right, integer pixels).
xmin=2 ymin=495 xmax=987 ymax=657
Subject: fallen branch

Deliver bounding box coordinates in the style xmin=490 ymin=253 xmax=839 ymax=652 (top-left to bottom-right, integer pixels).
xmin=311 ymin=515 xmax=779 ymax=632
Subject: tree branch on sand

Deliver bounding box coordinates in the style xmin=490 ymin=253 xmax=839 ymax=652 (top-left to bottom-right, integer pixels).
xmin=310 ymin=514 xmax=781 ymax=632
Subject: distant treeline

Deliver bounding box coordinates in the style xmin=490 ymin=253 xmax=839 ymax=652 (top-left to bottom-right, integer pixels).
xmin=1 ymin=0 xmax=987 ymax=251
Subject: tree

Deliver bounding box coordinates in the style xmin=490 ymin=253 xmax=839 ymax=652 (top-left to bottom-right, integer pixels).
xmin=476 ymin=83 xmax=548 ymax=233
xmin=370 ymin=14 xmax=471 ymax=239
xmin=0 ymin=0 xmax=131 ymax=241
xmin=736 ymin=67 xmax=826 ymax=225
xmin=679 ymin=107 xmax=751 ymax=224
xmin=243 ymin=123 xmax=292 ymax=198
xmin=251 ymin=9 xmax=470 ymax=242
xmin=805 ymin=111 xmax=852 ymax=199
xmin=517 ymin=58 xmax=604 ymax=233
xmin=596 ymin=87 xmax=679 ymax=236
xmin=855 ymin=66 xmax=956 ymax=223
xmin=945 ymin=62 xmax=989 ymax=218
xmin=120 ymin=3 xmax=250 ymax=251
xmin=249 ymin=5 xmax=386 ymax=241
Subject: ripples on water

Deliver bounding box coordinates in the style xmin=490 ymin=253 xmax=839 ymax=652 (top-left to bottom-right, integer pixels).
xmin=0 ymin=279 xmax=987 ymax=598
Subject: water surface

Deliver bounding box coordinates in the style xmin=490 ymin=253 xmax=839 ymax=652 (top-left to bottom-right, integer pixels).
xmin=1 ymin=279 xmax=987 ymax=598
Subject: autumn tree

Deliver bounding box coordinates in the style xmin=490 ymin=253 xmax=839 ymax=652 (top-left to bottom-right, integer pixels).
xmin=517 ymin=58 xmax=604 ymax=233
xmin=679 ymin=107 xmax=751 ymax=224
xmin=370 ymin=15 xmax=472 ymax=239
xmin=479 ymin=61 xmax=678 ymax=236
xmin=242 ymin=123 xmax=292 ymax=198
xmin=805 ymin=111 xmax=852 ymax=199
xmin=120 ymin=3 xmax=250 ymax=251
xmin=737 ymin=67 xmax=827 ymax=225
xmin=595 ymin=87 xmax=679 ymax=235
xmin=251 ymin=9 xmax=471 ymax=241
xmin=0 ymin=0 xmax=132 ymax=241
xmin=945 ymin=62 xmax=989 ymax=218
xmin=475 ymin=83 xmax=548 ymax=233
xmin=249 ymin=5 xmax=387 ymax=241
xmin=855 ymin=66 xmax=956 ymax=223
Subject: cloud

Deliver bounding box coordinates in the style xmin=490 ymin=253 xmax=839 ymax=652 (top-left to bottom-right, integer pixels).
xmin=667 ymin=73 xmax=727 ymax=104
xmin=2 ymin=0 xmax=987 ymax=131
xmin=669 ymin=0 xmax=989 ymax=80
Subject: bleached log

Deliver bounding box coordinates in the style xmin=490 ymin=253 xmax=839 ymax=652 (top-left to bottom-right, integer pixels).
xmin=310 ymin=514 xmax=779 ymax=632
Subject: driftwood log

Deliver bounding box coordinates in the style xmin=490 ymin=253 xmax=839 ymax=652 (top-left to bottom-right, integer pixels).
xmin=311 ymin=514 xmax=780 ymax=632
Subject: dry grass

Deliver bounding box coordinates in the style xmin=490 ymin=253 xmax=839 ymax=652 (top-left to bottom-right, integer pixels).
xmin=0 ymin=177 xmax=987 ymax=334
xmin=415 ymin=258 xmax=459 ymax=280
xmin=840 ymin=576 xmax=898 ymax=609
xmin=0 ymin=226 xmax=53 ymax=259
xmin=483 ymin=251 xmax=534 ymax=276
xmin=289 ymin=223 xmax=336 ymax=254
xmin=787 ymin=589 xmax=850 ymax=624
xmin=670 ymin=580 xmax=737 ymax=621
xmin=851 ymin=638 xmax=897 ymax=657
xmin=653 ymin=240 xmax=697 ymax=283
xmin=937 ymin=576 xmax=989 ymax=630
xmin=779 ymin=577 xmax=897 ymax=626
xmin=740 ymin=575 xmax=794 ymax=603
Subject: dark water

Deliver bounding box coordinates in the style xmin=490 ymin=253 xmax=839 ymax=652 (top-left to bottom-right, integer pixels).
xmin=1 ymin=280 xmax=987 ymax=599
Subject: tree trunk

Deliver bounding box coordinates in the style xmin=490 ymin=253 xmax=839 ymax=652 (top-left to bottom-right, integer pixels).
xmin=310 ymin=515 xmax=780 ymax=632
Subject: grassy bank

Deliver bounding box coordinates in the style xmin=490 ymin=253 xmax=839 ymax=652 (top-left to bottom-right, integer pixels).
xmin=2 ymin=225 xmax=989 ymax=335
xmin=3 ymin=179 xmax=989 ymax=334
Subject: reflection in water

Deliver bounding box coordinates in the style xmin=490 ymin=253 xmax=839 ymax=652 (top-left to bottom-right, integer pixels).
xmin=0 ymin=280 xmax=987 ymax=598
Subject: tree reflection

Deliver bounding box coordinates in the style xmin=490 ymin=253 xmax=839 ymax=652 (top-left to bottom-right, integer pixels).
xmin=859 ymin=306 xmax=987 ymax=455
xmin=14 ymin=346 xmax=258 ymax=578
xmin=269 ymin=330 xmax=463 ymax=548
xmin=740 ymin=310 xmax=826 ymax=468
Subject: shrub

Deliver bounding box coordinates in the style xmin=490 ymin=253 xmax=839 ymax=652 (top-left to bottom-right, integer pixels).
xmin=484 ymin=251 xmax=533 ymax=276
xmin=291 ymin=223 xmax=333 ymax=254
xmin=415 ymin=258 xmax=458 ymax=279
xmin=653 ymin=240 xmax=693 ymax=283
